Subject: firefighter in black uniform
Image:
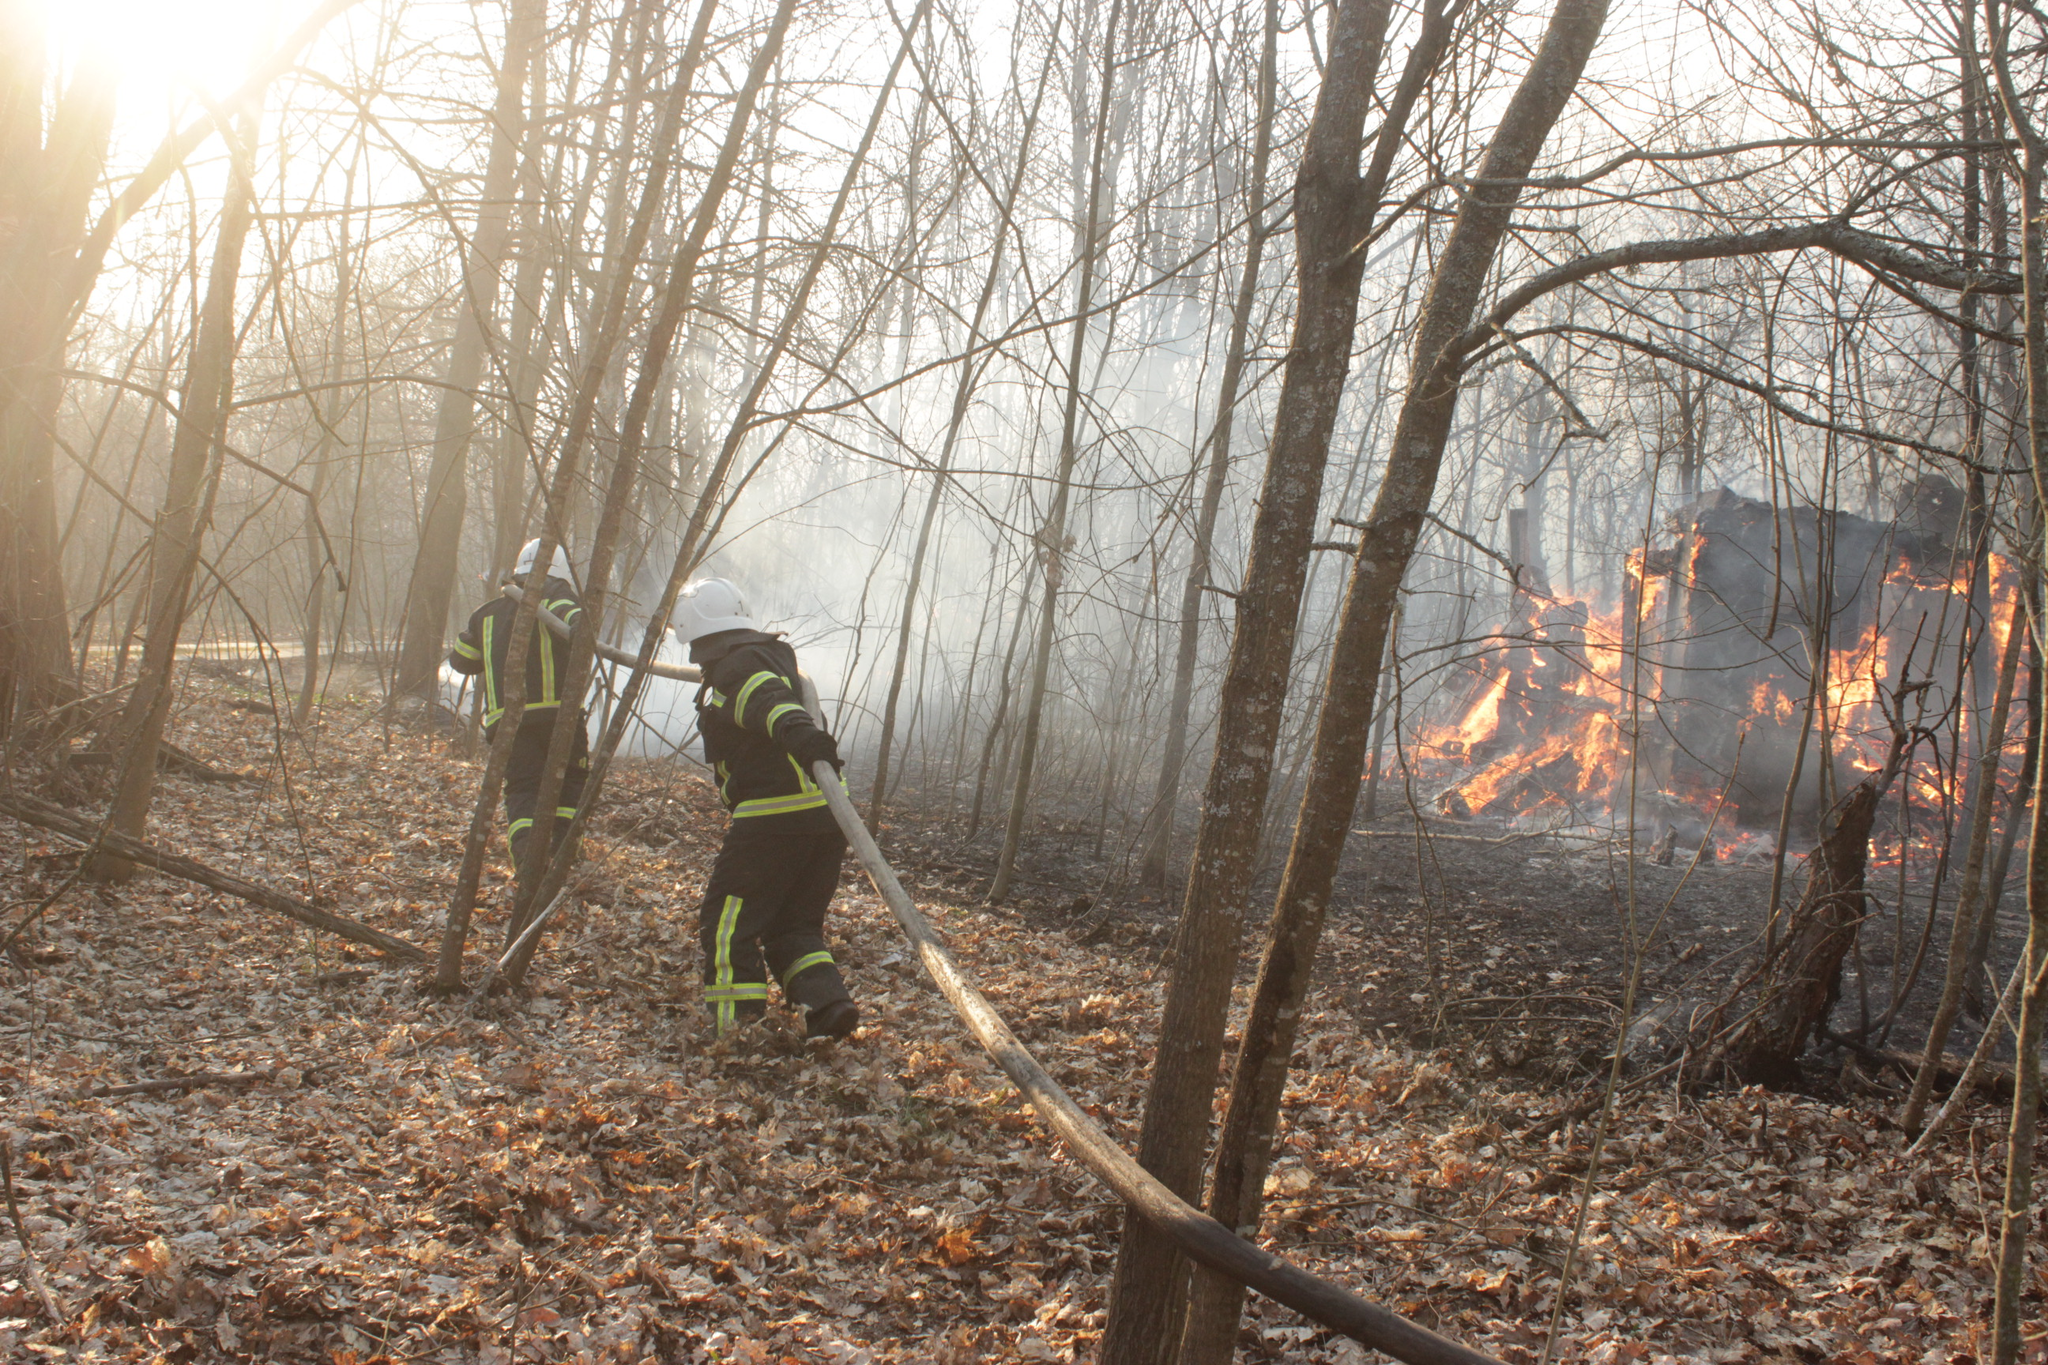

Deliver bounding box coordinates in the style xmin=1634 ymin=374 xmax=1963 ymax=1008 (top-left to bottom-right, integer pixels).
xmin=446 ymin=539 xmax=592 ymax=887
xmin=680 ymin=577 xmax=859 ymax=1040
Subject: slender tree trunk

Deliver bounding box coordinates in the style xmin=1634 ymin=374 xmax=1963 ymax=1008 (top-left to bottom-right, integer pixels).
xmin=869 ymin=42 xmax=1051 ymax=828
xmin=1174 ymin=4 xmax=1611 ymax=1357
xmin=435 ymin=0 xmax=704 ymax=989
xmin=1728 ymin=769 xmax=1893 ymax=1083
xmin=1138 ymin=0 xmax=1281 ymax=888
xmin=493 ymin=13 xmax=555 ymax=585
xmin=967 ymin=568 xmax=1037 ymax=842
xmin=392 ymin=0 xmax=544 ymax=699
xmin=296 ymin=428 xmax=337 ymax=729
xmin=1987 ymin=8 xmax=2047 ymax=1354
xmin=506 ymin=0 xmax=930 ymax=982
xmin=296 ymin=175 xmax=361 ymax=730
xmin=1101 ymin=0 xmax=1413 ymax=1355
xmin=1964 ymin=623 xmax=2039 ymax=1004
xmin=989 ymin=0 xmax=1126 ymax=905
xmin=91 ymin=104 xmax=264 ymax=880
xmin=501 ymin=0 xmax=732 ymax=983
xmin=1905 ymin=589 xmax=2025 ymax=1130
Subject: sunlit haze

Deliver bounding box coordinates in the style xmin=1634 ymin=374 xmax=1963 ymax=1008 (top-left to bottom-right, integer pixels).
xmin=39 ymin=0 xmax=283 ymax=102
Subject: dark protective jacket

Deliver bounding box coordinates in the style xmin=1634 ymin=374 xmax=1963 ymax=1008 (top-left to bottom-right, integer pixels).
xmin=691 ymin=630 xmax=839 ymax=827
xmin=446 ymin=577 xmax=584 ymax=734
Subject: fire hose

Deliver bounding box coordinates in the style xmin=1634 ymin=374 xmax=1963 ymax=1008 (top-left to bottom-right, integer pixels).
xmin=536 ymin=608 xmax=1506 ymax=1365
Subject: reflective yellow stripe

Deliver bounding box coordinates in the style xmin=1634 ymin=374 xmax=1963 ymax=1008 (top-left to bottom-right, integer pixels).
xmin=711 ymin=892 xmax=765 ymax=1035
xmin=782 ymin=951 xmax=834 ymax=985
xmin=481 ymin=617 xmax=498 ymax=723
xmin=539 ymin=625 xmax=557 ymax=706
xmin=714 ymin=895 xmax=743 ymax=993
xmin=733 ymin=671 xmax=782 ymax=725
xmin=555 ymin=806 xmax=578 ymax=819
xmin=764 ymin=702 xmax=806 ymax=730
xmin=453 ymin=639 xmax=482 ymax=659
xmin=706 ymin=688 xmax=728 ymax=709
xmin=732 ymin=791 xmax=829 ymax=818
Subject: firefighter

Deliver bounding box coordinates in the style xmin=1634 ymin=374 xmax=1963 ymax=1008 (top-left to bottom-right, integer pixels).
xmin=446 ymin=539 xmax=592 ymax=887
xmin=680 ymin=577 xmax=858 ymax=1040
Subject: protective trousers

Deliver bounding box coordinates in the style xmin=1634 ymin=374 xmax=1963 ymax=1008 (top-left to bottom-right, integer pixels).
xmin=503 ymin=711 xmax=590 ymax=874
xmin=697 ymin=820 xmax=851 ymax=1032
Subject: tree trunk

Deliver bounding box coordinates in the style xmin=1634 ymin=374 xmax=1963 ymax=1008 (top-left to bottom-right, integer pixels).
xmin=1987 ymin=12 xmax=2047 ymax=1355
xmin=506 ymin=0 xmax=922 ymax=981
xmin=0 ymin=45 xmax=113 ymax=741
xmin=1174 ymin=2 xmax=1611 ymax=1357
xmin=492 ymin=11 xmax=556 ymax=585
xmin=1963 ymin=611 xmax=2039 ymax=1008
xmin=1100 ymin=0 xmax=1410 ymax=1356
xmin=501 ymin=0 xmax=734 ymax=983
xmin=296 ymin=180 xmax=362 ymax=730
xmin=1138 ymin=0 xmax=1281 ymax=888
xmin=91 ymin=105 xmax=263 ymax=880
xmin=392 ymin=0 xmax=544 ymax=699
xmin=1905 ymin=588 xmax=2025 ymax=1130
xmin=1728 ymin=776 xmax=1886 ymax=1084
xmin=967 ymin=568 xmax=1037 ymax=842
xmin=869 ymin=65 xmax=1049 ymax=831
xmin=989 ymin=0 xmax=1124 ymax=905
xmin=435 ymin=0 xmax=700 ymax=989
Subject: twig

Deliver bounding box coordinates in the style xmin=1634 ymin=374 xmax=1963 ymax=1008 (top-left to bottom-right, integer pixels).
xmin=1284 ymin=1190 xmax=1565 ymax=1270
xmin=1 ymin=1137 xmax=65 ymax=1328
xmin=86 ymin=1070 xmax=274 ymax=1098
xmin=1908 ymin=958 xmax=2043 ymax=1155
xmin=1350 ymin=828 xmax=1564 ymax=848
xmin=467 ymin=882 xmax=578 ymax=1008
xmin=1518 ymin=1055 xmax=1687 ymax=1143
xmin=2 ymin=868 xmax=86 ymax=959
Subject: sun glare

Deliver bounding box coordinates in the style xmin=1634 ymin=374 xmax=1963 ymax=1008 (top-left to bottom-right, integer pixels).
xmin=41 ymin=0 xmax=288 ymax=102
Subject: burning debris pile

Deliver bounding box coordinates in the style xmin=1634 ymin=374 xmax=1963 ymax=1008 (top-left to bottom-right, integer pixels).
xmin=1418 ymin=479 xmax=2026 ymax=864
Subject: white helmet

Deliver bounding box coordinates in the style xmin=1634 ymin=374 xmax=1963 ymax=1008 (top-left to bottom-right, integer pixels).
xmin=678 ymin=578 xmax=756 ymax=641
xmin=514 ymin=538 xmax=573 ymax=582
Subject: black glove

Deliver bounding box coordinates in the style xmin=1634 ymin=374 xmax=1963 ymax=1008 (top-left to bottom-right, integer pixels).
xmin=791 ymin=731 xmax=843 ymax=773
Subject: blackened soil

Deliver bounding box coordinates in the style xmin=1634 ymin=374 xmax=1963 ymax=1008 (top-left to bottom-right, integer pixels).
xmin=867 ymin=790 xmax=2036 ymax=1098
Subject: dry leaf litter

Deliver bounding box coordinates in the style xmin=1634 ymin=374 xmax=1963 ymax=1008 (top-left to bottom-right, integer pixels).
xmin=0 ymin=675 xmax=2043 ymax=1363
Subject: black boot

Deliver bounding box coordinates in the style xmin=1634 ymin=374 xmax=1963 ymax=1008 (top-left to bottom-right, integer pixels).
xmin=805 ymin=999 xmax=859 ymax=1040
xmin=785 ymin=960 xmax=858 ymax=1040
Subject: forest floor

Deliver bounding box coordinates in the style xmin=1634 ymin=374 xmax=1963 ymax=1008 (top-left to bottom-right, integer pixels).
xmin=1 ymin=669 xmax=2044 ymax=1364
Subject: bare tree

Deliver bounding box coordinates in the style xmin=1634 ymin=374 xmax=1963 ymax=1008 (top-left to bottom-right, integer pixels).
xmin=1173 ymin=2 xmax=1612 ymax=1356
xmin=391 ymin=0 xmax=545 ymax=700
xmin=91 ymin=103 xmax=265 ymax=880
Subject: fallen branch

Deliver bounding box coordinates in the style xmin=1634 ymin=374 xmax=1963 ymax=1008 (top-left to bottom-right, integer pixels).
xmin=1820 ymin=1023 xmax=2038 ymax=1108
xmin=0 ymin=791 xmax=428 ymax=962
xmin=87 ymin=1070 xmax=273 ymax=1098
xmin=64 ymin=739 xmax=248 ymax=784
